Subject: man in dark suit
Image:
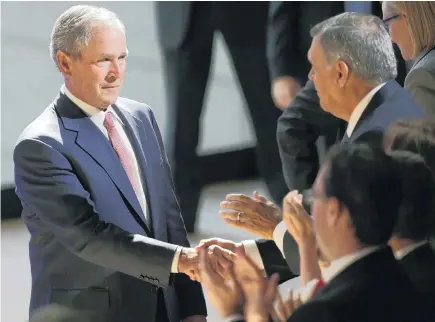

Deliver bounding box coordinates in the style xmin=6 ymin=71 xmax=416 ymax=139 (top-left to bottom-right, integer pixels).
xmin=285 ymin=145 xmax=432 ymax=322
xmin=198 ymin=12 xmax=424 ymax=282
xmin=387 ymin=151 xmax=435 ymax=298
xmin=14 ymin=5 xmax=210 ymax=322
xmin=154 ymin=2 xmax=289 ymax=232
xmin=276 ymin=1 xmax=407 ymax=199
xmin=199 ymin=145 xmax=433 ymax=321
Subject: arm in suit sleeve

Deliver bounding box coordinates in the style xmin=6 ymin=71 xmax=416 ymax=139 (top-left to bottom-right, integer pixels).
xmin=277 ymin=80 xmax=345 ymax=191
xmin=14 ymin=138 xmax=178 ymax=288
xmin=255 ymin=239 xmax=298 ymax=283
xmin=148 ymin=109 xmax=207 ymax=319
xmin=267 ymin=2 xmax=307 ymax=82
xmin=405 ymin=67 xmax=435 ymax=116
xmin=288 ymin=301 xmax=336 ymax=322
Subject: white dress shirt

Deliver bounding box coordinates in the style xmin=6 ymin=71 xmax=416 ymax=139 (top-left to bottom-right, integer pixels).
xmin=394 ymin=241 xmax=428 ymax=260
xmin=62 ymin=85 xmax=181 ymax=273
xmin=321 ymin=246 xmax=381 ymax=283
xmin=270 ymin=83 xmax=387 ymax=259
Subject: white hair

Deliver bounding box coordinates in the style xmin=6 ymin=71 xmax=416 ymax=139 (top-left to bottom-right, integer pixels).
xmin=49 ymin=5 xmax=125 ymax=70
xmin=310 ymin=12 xmax=397 ymax=86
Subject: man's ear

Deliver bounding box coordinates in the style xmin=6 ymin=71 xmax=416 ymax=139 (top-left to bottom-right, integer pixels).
xmin=326 ymin=197 xmax=342 ymax=227
xmin=336 ymin=60 xmax=350 ymax=88
xmin=56 ymin=51 xmax=73 ymax=75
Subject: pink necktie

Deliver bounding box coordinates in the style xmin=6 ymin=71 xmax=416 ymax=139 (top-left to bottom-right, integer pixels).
xmin=104 ymin=111 xmax=141 ymax=200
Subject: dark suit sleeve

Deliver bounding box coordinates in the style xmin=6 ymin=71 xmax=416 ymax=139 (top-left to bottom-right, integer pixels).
xmin=267 ymin=2 xmax=307 ymax=82
xmin=277 ymin=80 xmax=345 ymax=191
xmin=256 ymin=239 xmax=298 ymax=283
xmin=148 ymin=109 xmax=207 ymax=318
xmin=13 ymin=139 xmax=177 ymax=288
xmin=288 ymin=301 xmax=336 ymax=322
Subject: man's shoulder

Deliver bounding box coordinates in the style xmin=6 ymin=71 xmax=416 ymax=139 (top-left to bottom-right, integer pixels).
xmin=16 ymin=102 xmax=61 ymax=147
xmin=116 ymin=97 xmax=155 ymax=121
xmin=374 ymin=83 xmax=423 ymax=119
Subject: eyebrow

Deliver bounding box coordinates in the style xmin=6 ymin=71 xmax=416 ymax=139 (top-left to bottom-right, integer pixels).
xmin=99 ymin=51 xmax=128 ymax=59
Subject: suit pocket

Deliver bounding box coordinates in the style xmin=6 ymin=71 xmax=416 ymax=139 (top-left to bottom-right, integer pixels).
xmin=50 ymin=287 xmax=110 ymax=310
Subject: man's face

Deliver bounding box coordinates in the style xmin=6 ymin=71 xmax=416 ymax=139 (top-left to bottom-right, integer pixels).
xmin=307 ymin=36 xmax=344 ymax=118
xmin=62 ymin=23 xmax=127 ymax=109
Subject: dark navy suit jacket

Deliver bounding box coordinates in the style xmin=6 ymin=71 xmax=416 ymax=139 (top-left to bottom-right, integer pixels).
xmin=14 ymin=93 xmax=206 ymax=321
xmin=258 ymin=80 xmax=424 ymax=281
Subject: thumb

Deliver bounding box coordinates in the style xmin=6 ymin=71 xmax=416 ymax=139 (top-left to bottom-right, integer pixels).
xmin=253 ymin=191 xmax=268 ymax=203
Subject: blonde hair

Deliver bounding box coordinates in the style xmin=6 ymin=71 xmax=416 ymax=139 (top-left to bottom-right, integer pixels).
xmin=389 ymin=2 xmax=435 ymax=57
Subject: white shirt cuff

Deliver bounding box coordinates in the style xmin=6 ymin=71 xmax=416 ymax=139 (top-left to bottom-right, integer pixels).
xmin=171 ymin=246 xmax=182 ymax=273
xmin=241 ymin=240 xmax=265 ymax=271
xmin=273 ymin=221 xmax=287 ymax=258
xmin=223 ymin=313 xmax=244 ymax=322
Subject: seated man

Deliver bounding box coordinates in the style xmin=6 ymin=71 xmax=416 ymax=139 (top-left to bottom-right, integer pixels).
xmin=200 ymin=144 xmax=433 ymax=322
xmin=199 ymin=11 xmax=424 ymax=281
xmin=384 ymin=120 xmax=435 ymax=297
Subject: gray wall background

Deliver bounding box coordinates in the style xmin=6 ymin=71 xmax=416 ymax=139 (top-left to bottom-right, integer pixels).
xmin=1 ymin=1 xmax=259 ymax=186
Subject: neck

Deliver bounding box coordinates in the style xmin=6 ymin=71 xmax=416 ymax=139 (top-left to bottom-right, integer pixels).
xmin=341 ymin=82 xmax=376 ymax=121
xmin=328 ymin=239 xmax=366 ymax=262
xmin=65 ymin=81 xmax=86 ymax=102
xmin=389 ymin=237 xmax=424 ymax=253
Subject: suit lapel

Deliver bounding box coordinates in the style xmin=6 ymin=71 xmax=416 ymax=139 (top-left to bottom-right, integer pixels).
xmin=112 ymin=104 xmax=157 ymax=234
xmin=55 ymin=93 xmax=152 ymax=235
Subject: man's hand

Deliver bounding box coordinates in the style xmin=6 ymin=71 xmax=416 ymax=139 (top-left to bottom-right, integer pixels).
xmin=272 ymin=76 xmax=302 ymax=110
xmin=183 ymin=315 xmax=207 ymax=322
xmin=219 ymin=192 xmax=283 ymax=239
xmin=195 ymin=238 xmax=244 ymax=255
xmin=179 ymin=244 xmax=238 ymax=282
xmin=196 ymin=238 xmax=241 ymax=280
xmin=178 ymin=247 xmax=200 ymax=281
xmin=199 ymin=249 xmax=243 ymax=319
xmin=233 ymin=251 xmax=280 ymax=322
xmin=282 ymin=190 xmax=315 ymax=247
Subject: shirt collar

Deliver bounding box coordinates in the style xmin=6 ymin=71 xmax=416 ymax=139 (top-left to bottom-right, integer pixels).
xmin=394 ymin=240 xmax=428 ymax=260
xmin=322 ymin=246 xmax=381 ymax=283
xmin=61 ymin=84 xmax=122 ymax=127
xmin=346 ymin=83 xmax=386 ymax=137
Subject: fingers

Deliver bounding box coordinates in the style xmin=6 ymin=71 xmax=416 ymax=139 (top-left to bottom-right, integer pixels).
xmin=225 ymin=193 xmax=254 ymax=203
xmin=208 ymin=245 xmax=237 ymax=269
xmin=195 ymin=237 xmax=235 ymax=251
xmin=219 ymin=210 xmax=243 ymax=222
xmin=196 ymin=238 xmax=220 ymax=250
xmin=220 ymin=200 xmax=257 ymax=216
xmin=199 ymin=249 xmax=224 ymax=287
xmin=284 ymin=290 xmax=301 ymax=316
xmin=253 ymin=191 xmax=268 ymax=203
xmin=293 ymin=293 xmax=302 ymax=311
xmin=265 ymin=273 xmax=280 ymax=304
xmin=274 ymin=290 xmax=288 ymax=322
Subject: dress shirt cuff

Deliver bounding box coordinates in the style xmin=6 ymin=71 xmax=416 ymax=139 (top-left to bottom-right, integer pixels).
xmin=242 ymin=240 xmax=265 ymax=271
xmin=223 ymin=314 xmax=244 ymax=322
xmin=171 ymin=246 xmax=182 ymax=273
xmin=273 ymin=221 xmax=287 ymax=258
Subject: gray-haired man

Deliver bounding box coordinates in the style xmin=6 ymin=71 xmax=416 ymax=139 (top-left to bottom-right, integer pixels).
xmin=199 ymin=12 xmax=424 ymax=285
xmin=13 ymin=5 xmax=234 ymax=322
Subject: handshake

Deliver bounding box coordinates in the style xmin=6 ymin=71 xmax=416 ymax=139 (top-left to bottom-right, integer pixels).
xmin=177 ymin=238 xmax=243 ymax=282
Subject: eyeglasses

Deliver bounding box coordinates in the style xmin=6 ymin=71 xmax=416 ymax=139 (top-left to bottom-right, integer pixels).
xmin=383 ymin=14 xmax=400 ymax=27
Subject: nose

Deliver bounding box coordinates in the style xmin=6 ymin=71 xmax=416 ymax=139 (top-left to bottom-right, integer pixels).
xmin=308 ymin=68 xmax=314 ymax=81
xmin=107 ymin=61 xmax=121 ymax=80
